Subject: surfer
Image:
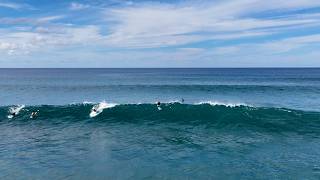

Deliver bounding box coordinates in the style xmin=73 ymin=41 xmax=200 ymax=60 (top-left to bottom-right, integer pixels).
xmin=30 ymin=111 xmax=38 ymax=119
xmin=181 ymin=98 xmax=184 ymax=103
xmin=90 ymin=102 xmax=114 ymax=118
xmin=10 ymin=112 xmax=16 ymax=117
xmin=157 ymin=101 xmax=162 ymax=110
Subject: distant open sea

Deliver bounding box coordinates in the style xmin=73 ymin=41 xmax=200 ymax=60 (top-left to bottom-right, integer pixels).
xmin=1 ymin=68 xmax=320 ymax=179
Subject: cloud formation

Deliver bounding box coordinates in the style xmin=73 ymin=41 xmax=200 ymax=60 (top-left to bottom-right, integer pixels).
xmin=69 ymin=2 xmax=90 ymax=10
xmin=102 ymin=0 xmax=320 ymax=48
xmin=0 ymin=2 xmax=33 ymax=10
xmin=0 ymin=0 xmax=320 ymax=67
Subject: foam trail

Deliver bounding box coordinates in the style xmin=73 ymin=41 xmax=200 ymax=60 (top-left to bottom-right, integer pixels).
xmin=90 ymin=101 xmax=117 ymax=118
xmin=83 ymin=101 xmax=95 ymax=105
xmin=7 ymin=105 xmax=25 ymax=119
xmin=196 ymin=101 xmax=247 ymax=107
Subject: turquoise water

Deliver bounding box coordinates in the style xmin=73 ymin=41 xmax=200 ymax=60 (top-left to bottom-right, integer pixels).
xmin=1 ymin=68 xmax=320 ymax=179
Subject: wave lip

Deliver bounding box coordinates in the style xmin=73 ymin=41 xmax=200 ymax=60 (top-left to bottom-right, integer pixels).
xmin=196 ymin=101 xmax=248 ymax=107
xmin=89 ymin=101 xmax=118 ymax=118
xmin=0 ymin=103 xmax=319 ymax=135
xmin=7 ymin=105 xmax=25 ymax=119
xmin=1 ymin=102 xmax=319 ymax=136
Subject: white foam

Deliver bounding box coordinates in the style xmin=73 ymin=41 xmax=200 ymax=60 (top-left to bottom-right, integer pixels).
xmin=8 ymin=105 xmax=25 ymax=119
xmin=89 ymin=101 xmax=117 ymax=118
xmin=98 ymin=101 xmax=117 ymax=109
xmin=165 ymin=100 xmax=181 ymax=104
xmin=196 ymin=101 xmax=246 ymax=107
xmin=82 ymin=101 xmax=95 ymax=105
xmin=280 ymin=109 xmax=292 ymax=113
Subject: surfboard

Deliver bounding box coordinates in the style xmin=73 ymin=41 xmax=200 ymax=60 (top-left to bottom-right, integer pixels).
xmin=7 ymin=114 xmax=14 ymax=119
xmin=90 ymin=105 xmax=102 ymax=118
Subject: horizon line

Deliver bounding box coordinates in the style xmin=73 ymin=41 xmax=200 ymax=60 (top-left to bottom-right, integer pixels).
xmin=0 ymin=67 xmax=320 ymax=69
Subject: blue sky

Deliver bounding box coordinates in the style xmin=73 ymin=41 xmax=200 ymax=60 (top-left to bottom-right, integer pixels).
xmin=0 ymin=0 xmax=320 ymax=67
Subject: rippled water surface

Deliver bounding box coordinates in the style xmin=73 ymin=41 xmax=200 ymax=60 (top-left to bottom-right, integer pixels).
xmin=1 ymin=68 xmax=320 ymax=179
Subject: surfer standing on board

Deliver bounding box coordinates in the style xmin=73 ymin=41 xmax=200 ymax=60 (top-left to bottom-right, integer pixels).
xmin=10 ymin=112 xmax=16 ymax=117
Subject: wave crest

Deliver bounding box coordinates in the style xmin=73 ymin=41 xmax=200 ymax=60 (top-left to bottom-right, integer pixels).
xmin=196 ymin=101 xmax=247 ymax=107
xmin=1 ymin=103 xmax=319 ymax=134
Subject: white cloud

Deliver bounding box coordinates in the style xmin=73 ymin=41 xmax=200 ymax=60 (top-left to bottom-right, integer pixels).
xmin=260 ymin=34 xmax=320 ymax=53
xmin=103 ymin=1 xmax=320 ymax=48
xmin=70 ymin=2 xmax=90 ymax=10
xmin=0 ymin=25 xmax=101 ymax=55
xmin=0 ymin=15 xmax=65 ymax=25
xmin=208 ymin=0 xmax=320 ymax=16
xmin=195 ymin=33 xmax=320 ymax=58
xmin=0 ymin=2 xmax=33 ymax=10
xmin=1 ymin=0 xmax=320 ymax=67
xmin=212 ymin=47 xmax=240 ymax=55
xmin=0 ymin=2 xmax=23 ymax=9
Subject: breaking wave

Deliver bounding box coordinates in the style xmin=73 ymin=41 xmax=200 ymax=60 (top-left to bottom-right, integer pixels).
xmin=1 ymin=102 xmax=319 ymax=135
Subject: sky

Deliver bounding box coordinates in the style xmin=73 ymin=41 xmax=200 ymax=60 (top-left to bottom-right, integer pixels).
xmin=0 ymin=0 xmax=320 ymax=67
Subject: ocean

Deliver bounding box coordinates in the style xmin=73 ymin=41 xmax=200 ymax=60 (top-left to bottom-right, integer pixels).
xmin=0 ymin=68 xmax=320 ymax=179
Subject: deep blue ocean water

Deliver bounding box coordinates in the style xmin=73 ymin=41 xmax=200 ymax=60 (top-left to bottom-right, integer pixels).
xmin=1 ymin=68 xmax=320 ymax=179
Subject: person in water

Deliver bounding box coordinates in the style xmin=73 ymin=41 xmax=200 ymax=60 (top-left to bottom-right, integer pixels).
xmin=181 ymin=98 xmax=184 ymax=103
xmin=30 ymin=111 xmax=38 ymax=119
xmin=10 ymin=112 xmax=16 ymax=117
xmin=156 ymin=101 xmax=162 ymax=110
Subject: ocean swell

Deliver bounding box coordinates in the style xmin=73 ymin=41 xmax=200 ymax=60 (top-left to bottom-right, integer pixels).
xmin=1 ymin=103 xmax=319 ymax=135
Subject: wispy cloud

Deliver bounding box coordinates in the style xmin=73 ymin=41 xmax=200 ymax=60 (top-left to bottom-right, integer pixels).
xmin=0 ymin=15 xmax=65 ymax=25
xmin=69 ymin=2 xmax=90 ymax=10
xmin=0 ymin=25 xmax=101 ymax=55
xmin=103 ymin=1 xmax=320 ymax=48
xmin=0 ymin=2 xmax=22 ymax=9
xmin=0 ymin=2 xmax=33 ymax=10
xmin=1 ymin=0 xmax=320 ymax=67
xmin=2 ymin=1 xmax=320 ymax=52
xmin=260 ymin=34 xmax=320 ymax=53
xmin=194 ymin=33 xmax=320 ymax=59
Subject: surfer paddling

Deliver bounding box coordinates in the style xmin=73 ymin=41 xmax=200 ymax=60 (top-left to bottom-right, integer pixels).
xmin=30 ymin=110 xmax=39 ymax=119
xmin=157 ymin=101 xmax=162 ymax=110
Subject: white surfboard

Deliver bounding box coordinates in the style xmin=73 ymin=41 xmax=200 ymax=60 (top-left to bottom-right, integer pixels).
xmin=7 ymin=114 xmax=14 ymax=119
xmin=90 ymin=104 xmax=102 ymax=118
